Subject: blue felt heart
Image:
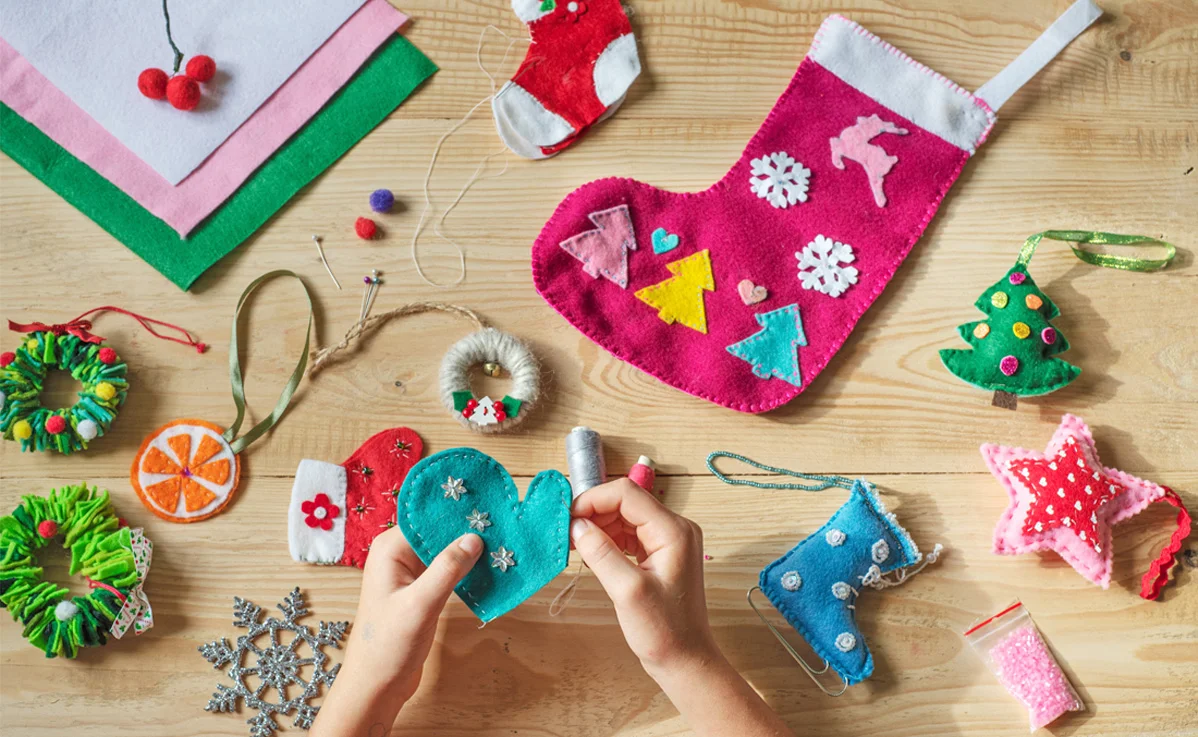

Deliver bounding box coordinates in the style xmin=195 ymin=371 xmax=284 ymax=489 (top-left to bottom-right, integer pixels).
xmin=651 ymin=227 xmax=680 ymax=255
xmin=398 ymin=448 xmax=572 ymax=622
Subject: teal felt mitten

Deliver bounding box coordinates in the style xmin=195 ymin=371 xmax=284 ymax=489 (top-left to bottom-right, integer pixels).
xmin=398 ymin=448 xmax=572 ymax=622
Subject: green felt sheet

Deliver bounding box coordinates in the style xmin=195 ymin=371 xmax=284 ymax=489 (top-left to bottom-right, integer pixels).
xmin=0 ymin=35 xmax=436 ymax=290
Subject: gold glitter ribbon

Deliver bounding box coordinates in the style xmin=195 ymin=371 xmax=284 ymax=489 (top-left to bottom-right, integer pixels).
xmin=1017 ymin=231 xmax=1176 ymax=272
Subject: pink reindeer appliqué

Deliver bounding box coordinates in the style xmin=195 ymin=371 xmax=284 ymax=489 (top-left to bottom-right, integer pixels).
xmin=829 ymin=114 xmax=909 ymax=207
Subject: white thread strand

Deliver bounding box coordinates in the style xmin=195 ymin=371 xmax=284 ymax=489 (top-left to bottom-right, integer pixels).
xmin=549 ymin=563 xmax=586 ymax=617
xmin=410 ymin=25 xmax=528 ymax=288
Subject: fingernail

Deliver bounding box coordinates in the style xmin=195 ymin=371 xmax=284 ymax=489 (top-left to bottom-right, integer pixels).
xmin=570 ymin=518 xmax=589 ymax=542
xmin=458 ymin=533 xmax=483 ymax=555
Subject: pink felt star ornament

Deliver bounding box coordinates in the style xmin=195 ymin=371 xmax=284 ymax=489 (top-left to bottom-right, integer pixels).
xmin=982 ymin=414 xmax=1190 ymax=599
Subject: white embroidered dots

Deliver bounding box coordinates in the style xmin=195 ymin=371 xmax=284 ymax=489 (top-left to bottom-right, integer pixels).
xmin=796 ymin=235 xmax=858 ymax=298
xmin=835 ymin=632 xmax=857 ymax=652
xmin=441 ymin=476 xmax=468 ymax=501
xmin=780 ymin=571 xmax=802 ymax=591
xmin=825 ymin=529 xmax=846 ymax=546
xmin=749 ymin=151 xmax=811 ymax=208
xmin=831 ymin=582 xmax=852 ymax=601
xmin=871 ymin=539 xmax=890 ymax=564
xmin=490 ymin=546 xmax=516 ymax=572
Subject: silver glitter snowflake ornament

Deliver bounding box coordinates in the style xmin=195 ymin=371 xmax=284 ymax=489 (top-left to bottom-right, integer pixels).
xmin=199 ymin=588 xmax=349 ymax=736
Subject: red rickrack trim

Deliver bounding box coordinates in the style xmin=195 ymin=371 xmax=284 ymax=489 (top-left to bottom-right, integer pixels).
xmin=1139 ymin=487 xmax=1192 ymax=601
xmin=86 ymin=577 xmax=128 ymax=603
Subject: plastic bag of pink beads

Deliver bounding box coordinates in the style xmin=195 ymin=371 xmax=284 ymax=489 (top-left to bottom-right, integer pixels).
xmin=965 ymin=601 xmax=1082 ymax=731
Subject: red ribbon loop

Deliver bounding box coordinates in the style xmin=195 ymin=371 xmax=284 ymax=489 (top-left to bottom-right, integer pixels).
xmin=7 ymin=318 xmax=104 ymax=344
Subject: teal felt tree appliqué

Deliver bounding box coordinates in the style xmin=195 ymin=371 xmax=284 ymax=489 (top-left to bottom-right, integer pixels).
xmin=939 ymin=231 xmax=1176 ymax=409
xmin=398 ymin=448 xmax=572 ymax=622
xmin=726 ymin=303 xmax=807 ymax=387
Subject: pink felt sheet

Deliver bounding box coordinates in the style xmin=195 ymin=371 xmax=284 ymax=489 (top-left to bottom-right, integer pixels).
xmin=0 ymin=0 xmax=406 ymax=238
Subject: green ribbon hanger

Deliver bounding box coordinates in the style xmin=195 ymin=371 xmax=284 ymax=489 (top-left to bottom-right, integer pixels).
xmin=222 ymin=270 xmax=314 ymax=455
xmin=1017 ymin=230 xmax=1176 ymax=272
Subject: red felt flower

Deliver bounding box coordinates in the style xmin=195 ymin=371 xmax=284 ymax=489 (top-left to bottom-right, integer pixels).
xmin=301 ymin=493 xmax=340 ymax=531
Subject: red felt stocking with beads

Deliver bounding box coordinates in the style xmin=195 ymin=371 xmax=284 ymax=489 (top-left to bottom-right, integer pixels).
xmin=288 ymin=427 xmax=423 ymax=568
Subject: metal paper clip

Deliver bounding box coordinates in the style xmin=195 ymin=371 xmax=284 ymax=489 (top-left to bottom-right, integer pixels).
xmin=747 ymin=586 xmax=848 ymax=697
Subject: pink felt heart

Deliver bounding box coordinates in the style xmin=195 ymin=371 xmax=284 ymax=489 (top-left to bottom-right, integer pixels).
xmin=738 ymin=279 xmax=768 ymax=305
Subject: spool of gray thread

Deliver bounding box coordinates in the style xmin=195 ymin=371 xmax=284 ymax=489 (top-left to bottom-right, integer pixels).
xmin=565 ymin=426 xmax=607 ymax=498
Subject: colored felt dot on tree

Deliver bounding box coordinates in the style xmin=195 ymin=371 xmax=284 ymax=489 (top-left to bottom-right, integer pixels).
xmin=13 ymin=420 xmax=33 ymax=440
xmin=95 ymin=382 xmax=118 ymax=401
xmin=26 ymin=339 xmax=37 ymax=351
xmin=991 ymin=292 xmax=1009 ymax=309
xmin=1041 ymin=327 xmax=1057 ymax=344
xmin=369 ymin=189 xmax=395 ymax=213
xmin=973 ymin=323 xmax=990 ymax=339
xmin=1000 ymin=355 xmax=1020 ymax=376
xmin=1012 ymin=322 xmax=1031 ymax=340
xmin=45 ymin=415 xmax=67 ymax=435
xmin=1008 ymin=272 xmax=1027 ymax=285
xmin=77 ymin=419 xmax=99 ymax=441
xmin=1026 ymin=294 xmax=1044 ymax=310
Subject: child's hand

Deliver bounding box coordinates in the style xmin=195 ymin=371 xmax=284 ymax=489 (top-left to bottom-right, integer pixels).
xmin=311 ymin=527 xmax=483 ymax=736
xmin=570 ymin=478 xmax=718 ymax=676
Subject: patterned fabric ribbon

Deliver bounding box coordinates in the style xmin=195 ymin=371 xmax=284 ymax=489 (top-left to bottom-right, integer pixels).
xmin=1017 ymin=230 xmax=1176 ymax=272
xmin=223 ymin=270 xmax=314 ymax=455
xmin=111 ymin=528 xmax=154 ymax=638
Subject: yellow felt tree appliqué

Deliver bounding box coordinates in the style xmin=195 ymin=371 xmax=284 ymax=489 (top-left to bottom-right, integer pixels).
xmin=635 ymin=250 xmax=715 ymax=333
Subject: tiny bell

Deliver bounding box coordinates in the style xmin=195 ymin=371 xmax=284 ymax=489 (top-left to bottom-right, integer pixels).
xmin=483 ymin=362 xmax=503 ymax=378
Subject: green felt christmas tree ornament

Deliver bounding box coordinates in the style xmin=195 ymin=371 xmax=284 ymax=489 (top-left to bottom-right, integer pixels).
xmin=940 ymin=231 xmax=1175 ymax=410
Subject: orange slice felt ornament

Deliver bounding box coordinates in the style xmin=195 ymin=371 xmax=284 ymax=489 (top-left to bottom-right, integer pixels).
xmin=129 ymin=271 xmax=313 ymax=523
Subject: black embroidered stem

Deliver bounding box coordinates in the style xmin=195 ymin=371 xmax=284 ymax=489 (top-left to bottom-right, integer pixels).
xmin=161 ymin=0 xmax=184 ymax=73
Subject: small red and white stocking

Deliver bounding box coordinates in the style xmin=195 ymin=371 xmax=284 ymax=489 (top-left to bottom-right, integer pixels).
xmin=288 ymin=428 xmax=423 ymax=568
xmin=492 ymin=0 xmax=641 ymax=159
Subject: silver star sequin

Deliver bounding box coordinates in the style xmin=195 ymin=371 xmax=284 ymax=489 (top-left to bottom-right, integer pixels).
xmin=441 ymin=476 xmax=468 ymax=501
xmin=466 ymin=509 xmax=492 ymax=532
xmin=490 ymin=546 xmax=516 ymax=572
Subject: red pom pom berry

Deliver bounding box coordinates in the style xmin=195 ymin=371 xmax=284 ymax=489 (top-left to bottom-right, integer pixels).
xmin=37 ymin=520 xmax=59 ymax=539
xmin=185 ymin=55 xmax=217 ymax=83
xmin=45 ymin=415 xmax=68 ymax=435
xmin=166 ymin=75 xmax=202 ymax=111
xmin=0 ymin=351 xmax=14 ymax=367
xmin=138 ymin=68 xmax=169 ymax=99
xmin=98 ymin=347 xmax=118 ymax=365
xmin=355 ymin=217 xmax=378 ymax=240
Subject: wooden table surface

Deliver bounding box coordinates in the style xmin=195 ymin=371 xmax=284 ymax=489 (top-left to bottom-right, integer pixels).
xmin=1 ymin=1 xmax=1195 ymax=735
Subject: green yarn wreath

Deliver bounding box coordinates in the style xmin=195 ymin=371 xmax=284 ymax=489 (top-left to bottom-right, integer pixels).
xmin=0 ymin=484 xmax=138 ymax=658
xmin=0 ymin=330 xmax=128 ymax=454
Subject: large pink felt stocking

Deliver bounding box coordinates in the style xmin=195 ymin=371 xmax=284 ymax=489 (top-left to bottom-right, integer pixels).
xmin=532 ymin=2 xmax=1101 ymax=412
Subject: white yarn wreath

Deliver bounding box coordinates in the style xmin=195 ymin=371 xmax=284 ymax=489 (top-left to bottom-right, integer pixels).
xmin=440 ymin=328 xmax=540 ymax=434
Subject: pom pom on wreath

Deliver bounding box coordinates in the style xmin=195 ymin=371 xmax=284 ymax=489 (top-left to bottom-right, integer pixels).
xmin=95 ymin=382 xmax=118 ymax=401
xmin=138 ymin=68 xmax=169 ymax=99
xmin=37 ymin=520 xmax=58 ymax=539
xmin=166 ymin=75 xmax=201 ymax=111
xmin=13 ymin=420 xmax=33 ymax=440
xmin=369 ymin=189 xmax=395 ymax=213
xmin=45 ymin=415 xmax=67 ymax=435
xmin=355 ymin=217 xmax=378 ymax=240
xmin=0 ymin=351 xmax=14 ymax=367
xmin=98 ymin=347 xmax=118 ymax=365
xmin=185 ymin=55 xmax=217 ymax=83
xmin=55 ymin=600 xmax=80 ymax=622
xmin=77 ymin=419 xmax=99 ymax=441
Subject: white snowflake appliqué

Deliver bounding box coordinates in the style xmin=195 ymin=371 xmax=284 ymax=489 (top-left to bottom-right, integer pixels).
xmin=749 ymin=151 xmax=810 ymax=209
xmin=199 ymin=588 xmax=348 ymax=736
xmin=796 ymin=235 xmax=859 ymax=298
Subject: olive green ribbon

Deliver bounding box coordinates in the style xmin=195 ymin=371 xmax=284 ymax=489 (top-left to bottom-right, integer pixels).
xmin=222 ymin=270 xmax=314 ymax=455
xmin=1017 ymin=230 xmax=1176 ymax=272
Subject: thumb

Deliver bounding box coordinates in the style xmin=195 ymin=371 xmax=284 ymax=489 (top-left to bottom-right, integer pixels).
xmin=408 ymin=533 xmax=484 ymax=607
xmin=571 ymin=518 xmax=643 ymax=596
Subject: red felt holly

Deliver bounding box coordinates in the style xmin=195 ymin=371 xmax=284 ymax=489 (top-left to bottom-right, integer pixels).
xmin=301 ymin=493 xmax=340 ymax=531
xmin=1009 ymin=436 xmax=1124 ymax=553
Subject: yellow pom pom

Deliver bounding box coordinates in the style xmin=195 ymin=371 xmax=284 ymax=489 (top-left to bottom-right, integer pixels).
xmin=94 ymin=383 xmax=117 ymax=401
xmin=13 ymin=420 xmax=33 ymax=440
xmin=1012 ymin=322 xmax=1031 ymax=340
xmin=26 ymin=339 xmax=37 ymax=351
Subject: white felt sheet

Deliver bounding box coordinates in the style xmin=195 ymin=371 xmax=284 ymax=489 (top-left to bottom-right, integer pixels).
xmin=0 ymin=0 xmax=367 ymax=184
